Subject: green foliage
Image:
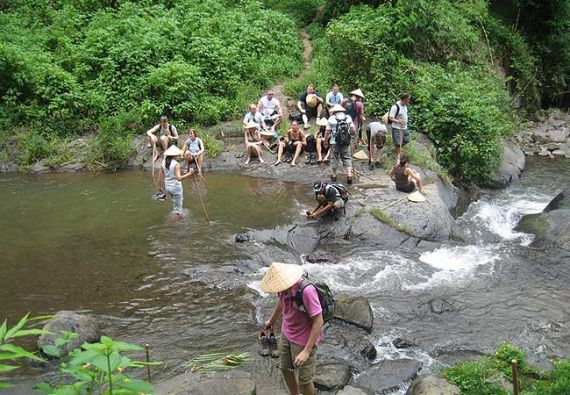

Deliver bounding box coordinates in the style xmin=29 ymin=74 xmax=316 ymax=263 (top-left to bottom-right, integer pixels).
xmin=0 ymin=0 xmax=303 ymax=166
xmin=199 ymin=132 xmax=223 ymax=158
xmin=261 ymin=0 xmax=324 ymax=25
xmin=0 ymin=314 xmax=48 ymax=389
xmin=444 ymin=343 xmax=570 ymax=395
xmin=42 ymin=331 xmax=80 ymax=359
xmin=186 ymin=352 xmax=250 ymax=373
xmin=36 ymin=335 xmax=159 ymax=395
xmin=369 ymin=208 xmax=414 ymax=235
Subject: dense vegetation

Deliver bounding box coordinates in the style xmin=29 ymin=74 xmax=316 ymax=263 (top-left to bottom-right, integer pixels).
xmin=445 ymin=343 xmax=570 ymax=394
xmin=0 ymin=0 xmax=302 ymax=169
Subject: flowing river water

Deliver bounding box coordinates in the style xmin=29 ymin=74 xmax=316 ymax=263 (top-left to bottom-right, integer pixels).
xmin=1 ymin=157 xmax=569 ymax=390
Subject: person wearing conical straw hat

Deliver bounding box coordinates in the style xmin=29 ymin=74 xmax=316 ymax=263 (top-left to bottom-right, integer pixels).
xmin=327 ymin=104 xmax=356 ymax=184
xmin=297 ymin=84 xmax=324 ymax=129
xmin=342 ymin=89 xmax=365 ymax=146
xmin=388 ymin=152 xmax=425 ymax=194
xmin=244 ymin=121 xmax=265 ymax=165
xmin=159 ymin=145 xmax=195 ymax=221
xmin=262 ymin=262 xmax=323 ymax=395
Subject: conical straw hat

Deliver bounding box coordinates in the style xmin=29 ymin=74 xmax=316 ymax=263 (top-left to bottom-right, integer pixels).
xmin=353 ymin=150 xmax=369 ymax=160
xmin=259 ymin=129 xmax=275 ymax=137
xmin=408 ymin=191 xmax=426 ymax=203
xmin=244 ymin=121 xmax=258 ymax=129
xmin=350 ymin=89 xmax=365 ymax=99
xmin=306 ymin=94 xmax=319 ymax=108
xmin=260 ymin=262 xmax=304 ymax=293
xmin=164 ymin=145 xmax=183 ymax=157
xmin=330 ymin=104 xmax=346 ymax=114
xmin=316 ymin=117 xmax=328 ymax=126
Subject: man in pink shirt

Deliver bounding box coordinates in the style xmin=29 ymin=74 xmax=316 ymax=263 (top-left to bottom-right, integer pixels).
xmin=261 ymin=262 xmax=324 ymax=395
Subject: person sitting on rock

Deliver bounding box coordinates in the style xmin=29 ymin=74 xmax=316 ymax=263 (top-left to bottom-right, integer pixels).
xmin=146 ymin=115 xmax=179 ymax=161
xmin=243 ymin=104 xmax=266 ymax=130
xmin=306 ymin=181 xmax=344 ymax=219
xmin=274 ymin=121 xmax=306 ymax=167
xmin=244 ymin=121 xmax=265 ymax=165
xmin=257 ymin=89 xmax=283 ymax=131
xmin=315 ymin=118 xmax=330 ymax=165
xmin=388 ymin=153 xmax=424 ymax=194
xmin=365 ymin=121 xmax=387 ymax=170
xmin=182 ymin=129 xmax=205 ymax=177
xmin=297 ymin=84 xmax=323 ymax=129
xmin=262 ymin=262 xmax=323 ymax=395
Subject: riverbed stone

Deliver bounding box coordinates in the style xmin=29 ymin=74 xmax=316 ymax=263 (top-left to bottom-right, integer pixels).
xmin=155 ymin=370 xmax=255 ymax=395
xmin=405 ymin=375 xmax=460 ymax=395
xmin=486 ymin=140 xmax=526 ymax=189
xmin=552 ymin=150 xmax=566 ymax=157
xmin=314 ymin=361 xmax=352 ymax=390
xmin=352 ymin=359 xmax=423 ymax=394
xmin=337 ymin=385 xmax=372 ymax=395
xmin=37 ymin=311 xmax=101 ymax=358
xmin=334 ymin=293 xmax=374 ymax=332
xmin=393 ymin=337 xmax=418 ymax=349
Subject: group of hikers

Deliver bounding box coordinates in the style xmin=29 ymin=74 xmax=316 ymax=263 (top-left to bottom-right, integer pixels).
xmin=145 ymin=85 xmax=425 ymax=222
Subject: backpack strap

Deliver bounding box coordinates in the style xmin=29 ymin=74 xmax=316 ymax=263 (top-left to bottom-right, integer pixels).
xmin=295 ymin=279 xmax=314 ymax=313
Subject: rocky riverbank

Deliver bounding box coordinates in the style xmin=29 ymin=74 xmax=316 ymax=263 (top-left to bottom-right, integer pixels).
xmin=517 ymin=109 xmax=570 ymax=159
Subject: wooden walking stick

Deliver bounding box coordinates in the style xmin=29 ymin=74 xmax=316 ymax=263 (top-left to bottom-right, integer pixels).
xmin=380 ymin=195 xmax=409 ymax=211
xmin=145 ymin=344 xmax=152 ymax=383
xmin=512 ymin=360 xmax=520 ymax=395
xmin=192 ymin=174 xmax=211 ymax=223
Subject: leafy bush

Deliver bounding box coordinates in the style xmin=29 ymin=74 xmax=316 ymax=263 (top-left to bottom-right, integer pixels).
xmin=444 ymin=343 xmax=570 ymax=395
xmin=261 ymin=0 xmax=324 ymax=25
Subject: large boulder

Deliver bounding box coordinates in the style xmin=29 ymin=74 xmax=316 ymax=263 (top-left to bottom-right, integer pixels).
xmin=337 ymin=385 xmax=372 ymax=395
xmin=334 ymin=294 xmax=374 ymax=332
xmin=154 ymin=370 xmax=255 ymax=395
xmin=405 ymin=375 xmax=460 ymax=395
xmin=37 ymin=311 xmax=101 ymax=358
xmin=352 ymin=359 xmax=423 ymax=394
xmin=314 ymin=361 xmax=352 ymax=391
xmin=486 ymin=140 xmax=526 ymax=189
xmin=516 ymin=189 xmax=570 ymax=251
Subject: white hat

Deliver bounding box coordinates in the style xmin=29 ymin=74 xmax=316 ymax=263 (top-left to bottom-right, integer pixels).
xmin=330 ymin=104 xmax=346 ymax=114
xmin=260 ymin=262 xmax=304 ymax=293
xmin=350 ymin=89 xmax=365 ymax=99
xmin=353 ymin=150 xmax=369 ymax=160
xmin=316 ymin=118 xmax=328 ymax=127
xmin=164 ymin=145 xmax=183 ymax=157
xmin=244 ymin=121 xmax=258 ymax=129
xmin=408 ymin=191 xmax=426 ymax=202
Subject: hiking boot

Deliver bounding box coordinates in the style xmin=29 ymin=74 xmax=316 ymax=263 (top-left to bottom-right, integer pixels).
xmin=258 ymin=331 xmax=271 ymax=357
xmin=310 ymin=154 xmax=317 ymax=165
xmin=330 ymin=175 xmax=337 ymax=182
xmin=284 ymin=153 xmax=292 ymax=163
xmin=305 ymin=154 xmax=312 ymax=164
xmin=375 ymin=161 xmax=381 ymax=168
xmin=268 ymin=332 xmax=279 ymax=358
xmin=347 ymin=176 xmax=353 ymax=185
xmin=368 ymin=162 xmax=375 ymax=171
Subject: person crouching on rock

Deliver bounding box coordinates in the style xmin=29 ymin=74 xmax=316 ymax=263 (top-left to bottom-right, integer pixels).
xmin=262 ymin=262 xmax=323 ymax=395
xmin=244 ymin=121 xmax=265 ymax=165
xmin=159 ymin=146 xmax=195 ymax=222
xmin=388 ymin=153 xmax=425 ymax=194
xmin=306 ymin=181 xmax=344 ymax=220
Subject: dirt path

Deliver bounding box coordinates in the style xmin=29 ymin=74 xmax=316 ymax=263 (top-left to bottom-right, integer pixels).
xmin=271 ymin=28 xmax=313 ymax=125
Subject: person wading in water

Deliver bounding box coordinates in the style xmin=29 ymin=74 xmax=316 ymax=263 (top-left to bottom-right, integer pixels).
xmin=158 ymin=146 xmax=195 ymax=222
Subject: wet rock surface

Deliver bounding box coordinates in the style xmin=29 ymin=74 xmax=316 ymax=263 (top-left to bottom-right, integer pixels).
xmin=154 ymin=370 xmax=256 ymax=395
xmin=352 ymin=359 xmax=423 ymax=394
xmin=37 ymin=311 xmax=101 ymax=358
xmin=314 ymin=361 xmax=352 ymax=390
xmin=486 ymin=140 xmax=526 ymax=189
xmin=405 ymin=375 xmax=460 ymax=395
xmin=334 ymin=294 xmax=374 ymax=332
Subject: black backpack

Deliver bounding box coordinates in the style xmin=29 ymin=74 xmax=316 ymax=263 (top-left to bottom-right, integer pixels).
xmin=289 ymin=111 xmax=304 ymax=123
xmin=325 ymin=183 xmax=349 ymax=203
xmin=387 ymin=103 xmax=400 ymax=125
xmin=296 ymin=273 xmax=336 ymax=323
xmin=334 ymin=115 xmax=352 ymax=146
xmin=343 ymin=98 xmax=357 ymax=119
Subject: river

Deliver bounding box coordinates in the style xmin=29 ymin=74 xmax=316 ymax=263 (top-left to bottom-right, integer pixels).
xmin=1 ymin=157 xmax=569 ymax=391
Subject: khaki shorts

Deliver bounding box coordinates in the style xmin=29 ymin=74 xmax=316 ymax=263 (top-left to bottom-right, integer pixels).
xmin=278 ymin=335 xmax=317 ymax=385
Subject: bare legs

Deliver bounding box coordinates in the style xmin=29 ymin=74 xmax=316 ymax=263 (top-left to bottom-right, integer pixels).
xmin=184 ymin=152 xmax=203 ymax=176
xmin=282 ymin=370 xmax=300 ymax=395
xmin=274 ymin=141 xmax=286 ymax=165
xmin=290 ymin=142 xmax=303 ymax=166
xmin=316 ymin=138 xmax=330 ymax=163
xmin=245 ymin=144 xmax=264 ymax=165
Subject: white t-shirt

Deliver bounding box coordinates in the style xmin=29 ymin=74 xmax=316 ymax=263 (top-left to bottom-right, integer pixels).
xmin=258 ymin=96 xmax=281 ymax=117
xmin=366 ymin=122 xmax=387 ymax=138
xmin=389 ymin=101 xmax=408 ymax=130
xmin=326 ymin=91 xmax=344 ymax=106
xmin=326 ymin=113 xmax=354 ymax=145
xmin=243 ymin=111 xmax=264 ymax=124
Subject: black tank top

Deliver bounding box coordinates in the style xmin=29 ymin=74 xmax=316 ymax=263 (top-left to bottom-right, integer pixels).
xmin=395 ymin=165 xmax=409 ymax=189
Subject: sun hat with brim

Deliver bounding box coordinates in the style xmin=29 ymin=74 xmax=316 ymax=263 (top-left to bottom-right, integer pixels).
xmin=353 ymin=150 xmax=369 ymax=160
xmin=330 ymin=104 xmax=346 ymax=114
xmin=259 ymin=130 xmax=275 ymax=137
xmin=306 ymin=94 xmax=319 ymax=108
xmin=350 ymin=89 xmax=365 ymax=99
xmin=164 ymin=145 xmax=183 ymax=157
xmin=408 ymin=191 xmax=427 ymax=203
xmin=244 ymin=121 xmax=258 ymax=129
xmin=260 ymin=262 xmax=304 ymax=293
xmin=316 ymin=117 xmax=328 ymax=127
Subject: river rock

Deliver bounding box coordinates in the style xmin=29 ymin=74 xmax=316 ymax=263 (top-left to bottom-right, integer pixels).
xmin=314 ymin=361 xmax=352 ymax=390
xmin=37 ymin=311 xmax=101 ymax=357
xmin=337 ymin=385 xmax=372 ymax=395
xmin=352 ymin=359 xmax=423 ymax=394
xmin=154 ymin=370 xmax=255 ymax=395
xmin=318 ymin=322 xmax=377 ymax=372
xmin=486 ymin=140 xmax=525 ymax=189
xmin=393 ymin=337 xmax=418 ymax=349
xmin=552 ymin=150 xmax=566 ymax=157
xmin=334 ymin=294 xmax=374 ymax=332
xmin=516 ymin=188 xmax=570 ymax=251
xmin=405 ymin=375 xmax=460 ymax=395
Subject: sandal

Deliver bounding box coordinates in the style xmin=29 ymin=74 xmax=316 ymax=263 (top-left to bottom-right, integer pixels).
xmin=305 ymin=154 xmax=312 ymax=165
xmin=330 ymin=175 xmax=337 ymax=182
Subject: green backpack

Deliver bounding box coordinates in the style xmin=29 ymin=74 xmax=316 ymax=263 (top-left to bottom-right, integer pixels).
xmin=295 ymin=273 xmax=337 ymax=323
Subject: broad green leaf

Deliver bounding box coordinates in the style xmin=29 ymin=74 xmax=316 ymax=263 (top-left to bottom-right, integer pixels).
xmin=68 ymin=349 xmax=100 ymax=366
xmin=108 ymin=351 xmax=122 ymax=372
xmin=4 ymin=314 xmax=30 ymax=340
xmin=0 ymin=344 xmax=44 ymax=362
xmin=42 ymin=344 xmax=62 ymax=358
xmin=0 ymin=320 xmax=7 ymax=342
xmin=90 ymin=354 xmax=110 ymax=372
xmin=0 ymin=363 xmax=19 ymax=372
xmin=9 ymin=329 xmax=50 ymax=338
xmin=113 ymin=378 xmax=154 ymax=394
xmin=112 ymin=341 xmax=142 ymax=352
xmin=29 ymin=315 xmax=55 ymax=321
xmin=33 ymin=382 xmax=53 ymax=394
